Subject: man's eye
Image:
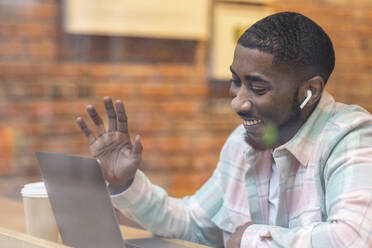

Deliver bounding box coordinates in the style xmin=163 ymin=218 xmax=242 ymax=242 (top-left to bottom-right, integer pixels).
xmin=251 ymin=87 xmax=267 ymax=95
xmin=230 ymin=79 xmax=241 ymax=87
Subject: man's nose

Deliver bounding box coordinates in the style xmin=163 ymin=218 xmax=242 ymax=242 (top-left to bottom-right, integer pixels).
xmin=231 ymin=93 xmax=252 ymax=113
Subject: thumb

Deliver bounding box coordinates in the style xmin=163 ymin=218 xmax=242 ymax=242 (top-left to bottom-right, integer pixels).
xmin=131 ymin=135 xmax=143 ymax=157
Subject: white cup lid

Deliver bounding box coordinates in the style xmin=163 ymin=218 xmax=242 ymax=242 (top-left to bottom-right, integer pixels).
xmin=21 ymin=181 xmax=48 ymax=198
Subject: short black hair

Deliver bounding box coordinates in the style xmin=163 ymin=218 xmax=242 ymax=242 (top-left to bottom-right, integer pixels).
xmin=238 ymin=12 xmax=335 ymax=84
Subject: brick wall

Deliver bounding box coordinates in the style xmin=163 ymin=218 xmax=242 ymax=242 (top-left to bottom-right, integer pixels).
xmin=0 ymin=0 xmax=371 ymax=197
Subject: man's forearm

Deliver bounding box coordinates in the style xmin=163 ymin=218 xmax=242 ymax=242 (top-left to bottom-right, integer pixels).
xmin=110 ymin=170 xmax=221 ymax=246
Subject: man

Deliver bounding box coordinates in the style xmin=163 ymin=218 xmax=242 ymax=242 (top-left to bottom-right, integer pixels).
xmin=76 ymin=12 xmax=372 ymax=247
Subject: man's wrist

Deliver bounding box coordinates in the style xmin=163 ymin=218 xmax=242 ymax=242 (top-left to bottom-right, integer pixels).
xmin=108 ymin=178 xmax=134 ymax=195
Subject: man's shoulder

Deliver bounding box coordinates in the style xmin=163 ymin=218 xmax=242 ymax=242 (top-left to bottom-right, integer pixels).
xmin=320 ymin=103 xmax=372 ymax=180
xmin=318 ymin=102 xmax=372 ymax=157
xmin=285 ymin=98 xmax=372 ymax=166
xmin=327 ymin=102 xmax=372 ymax=130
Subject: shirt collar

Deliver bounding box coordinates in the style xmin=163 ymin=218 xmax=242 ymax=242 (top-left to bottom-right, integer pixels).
xmin=273 ymin=90 xmax=335 ymax=167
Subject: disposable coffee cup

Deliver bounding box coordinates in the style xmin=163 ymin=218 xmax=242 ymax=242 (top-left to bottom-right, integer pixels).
xmin=21 ymin=182 xmax=59 ymax=242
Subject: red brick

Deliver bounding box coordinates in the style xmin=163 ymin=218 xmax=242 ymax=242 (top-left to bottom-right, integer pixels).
xmin=144 ymin=172 xmax=172 ymax=191
xmin=169 ymin=171 xmax=212 ymax=197
xmin=130 ymin=118 xmax=173 ymax=134
xmin=0 ymin=102 xmax=25 ymax=120
xmin=0 ymin=126 xmax=15 ymax=173
xmin=28 ymin=40 xmax=56 ymax=59
xmin=0 ymin=62 xmax=51 ymax=76
xmin=47 ymin=63 xmax=88 ymax=77
xmin=318 ymin=8 xmax=352 ymax=20
xmin=18 ymin=122 xmax=41 ymax=136
xmin=156 ymin=64 xmax=199 ymax=78
xmin=335 ymin=55 xmax=365 ymax=71
xmin=86 ymin=64 xmax=116 ymax=77
xmin=123 ymin=100 xmax=161 ymax=116
xmin=365 ymin=58 xmax=372 ymax=68
xmin=4 ymin=81 xmax=49 ymax=99
xmin=367 ymin=10 xmax=372 ymax=22
xmin=45 ymin=24 xmax=58 ymax=38
xmin=192 ymin=134 xmax=227 ymax=153
xmin=325 ymin=80 xmax=348 ymax=97
xmin=128 ymin=116 xmax=211 ymax=135
xmin=25 ymin=99 xmax=92 ymax=120
xmin=172 ymin=119 xmax=206 ymax=132
xmin=346 ymin=87 xmax=372 ymax=99
xmin=157 ymin=135 xmax=193 ymax=153
xmin=0 ymin=40 xmax=24 ymax=57
xmin=130 ymin=117 xmax=220 ymax=135
xmin=116 ymin=64 xmax=156 ymax=78
xmin=161 ymin=99 xmax=203 ymax=116
xmin=332 ymin=37 xmax=360 ymax=50
xmin=0 ymin=22 xmax=46 ymax=39
xmin=191 ymin=154 xmax=219 ymax=170
xmin=355 ymin=25 xmax=372 ymax=36
xmin=177 ymin=82 xmax=209 ymax=97
xmin=143 ymin=154 xmax=191 ymax=170
xmin=20 ymin=119 xmax=82 ymax=137
xmin=322 ymin=22 xmax=353 ymax=34
xmin=17 ymin=3 xmax=57 ymax=21
xmin=49 ymin=81 xmax=81 ymax=100
xmin=136 ymin=136 xmax=156 ymax=153
xmin=95 ymin=82 xmax=138 ymax=98
xmin=138 ymin=82 xmax=177 ymax=97
xmin=202 ymin=116 xmax=240 ymax=133
xmin=344 ymin=72 xmax=363 ymax=82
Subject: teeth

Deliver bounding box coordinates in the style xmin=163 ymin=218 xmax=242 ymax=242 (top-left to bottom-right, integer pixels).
xmin=243 ymin=119 xmax=261 ymax=126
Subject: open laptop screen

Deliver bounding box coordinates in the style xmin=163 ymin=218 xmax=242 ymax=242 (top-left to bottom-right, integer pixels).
xmin=36 ymin=152 xmax=125 ymax=248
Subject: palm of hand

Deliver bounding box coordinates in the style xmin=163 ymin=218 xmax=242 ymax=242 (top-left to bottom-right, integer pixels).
xmin=91 ymin=132 xmax=137 ymax=185
xmin=76 ymin=97 xmax=143 ymax=188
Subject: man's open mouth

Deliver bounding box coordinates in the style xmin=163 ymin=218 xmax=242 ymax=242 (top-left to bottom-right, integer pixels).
xmin=243 ymin=119 xmax=262 ymax=126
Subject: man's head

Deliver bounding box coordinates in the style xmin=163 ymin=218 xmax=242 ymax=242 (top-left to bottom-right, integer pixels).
xmin=238 ymin=11 xmax=335 ymax=84
xmin=230 ymin=12 xmax=335 ymax=150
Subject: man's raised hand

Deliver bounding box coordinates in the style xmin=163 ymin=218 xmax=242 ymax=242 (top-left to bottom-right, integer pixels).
xmin=76 ymin=97 xmax=142 ymax=191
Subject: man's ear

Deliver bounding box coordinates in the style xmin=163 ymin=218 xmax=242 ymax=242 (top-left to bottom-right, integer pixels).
xmin=300 ymin=76 xmax=324 ymax=108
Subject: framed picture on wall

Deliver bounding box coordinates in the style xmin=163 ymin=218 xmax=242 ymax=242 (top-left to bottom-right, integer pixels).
xmin=64 ymin=0 xmax=211 ymax=40
xmin=210 ymin=2 xmax=273 ymax=80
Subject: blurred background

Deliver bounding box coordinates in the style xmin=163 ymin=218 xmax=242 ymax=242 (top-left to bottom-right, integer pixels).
xmin=0 ymin=0 xmax=371 ymax=200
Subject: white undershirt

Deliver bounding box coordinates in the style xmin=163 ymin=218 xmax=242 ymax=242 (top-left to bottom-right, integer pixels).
xmin=268 ymin=160 xmax=279 ymax=225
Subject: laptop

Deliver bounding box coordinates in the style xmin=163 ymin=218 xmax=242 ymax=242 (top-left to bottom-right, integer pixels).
xmin=35 ymin=151 xmax=189 ymax=248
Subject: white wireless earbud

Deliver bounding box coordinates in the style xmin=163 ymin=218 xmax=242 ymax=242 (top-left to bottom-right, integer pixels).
xmin=300 ymin=89 xmax=312 ymax=109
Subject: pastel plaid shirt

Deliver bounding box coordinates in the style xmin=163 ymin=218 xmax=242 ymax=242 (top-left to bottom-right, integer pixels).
xmin=112 ymin=90 xmax=372 ymax=247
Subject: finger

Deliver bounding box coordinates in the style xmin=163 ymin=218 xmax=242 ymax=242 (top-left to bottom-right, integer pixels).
xmin=86 ymin=105 xmax=105 ymax=136
xmin=104 ymin=97 xmax=117 ymax=132
xmin=76 ymin=117 xmax=96 ymax=145
xmin=115 ymin=100 xmax=129 ymax=133
xmin=131 ymin=135 xmax=143 ymax=157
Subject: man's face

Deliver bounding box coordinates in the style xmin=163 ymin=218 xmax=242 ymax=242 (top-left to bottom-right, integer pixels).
xmin=230 ymin=45 xmax=302 ymax=150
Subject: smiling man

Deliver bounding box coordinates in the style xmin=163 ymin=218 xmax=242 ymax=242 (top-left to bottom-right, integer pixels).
xmin=77 ymin=12 xmax=372 ymax=247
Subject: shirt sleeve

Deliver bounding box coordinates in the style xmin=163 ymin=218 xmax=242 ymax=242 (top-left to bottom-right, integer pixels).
xmin=111 ymin=169 xmax=225 ymax=247
xmin=239 ymin=124 xmax=372 ymax=248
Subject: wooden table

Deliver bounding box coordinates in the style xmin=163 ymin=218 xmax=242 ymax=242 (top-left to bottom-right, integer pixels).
xmin=0 ymin=197 xmax=210 ymax=248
